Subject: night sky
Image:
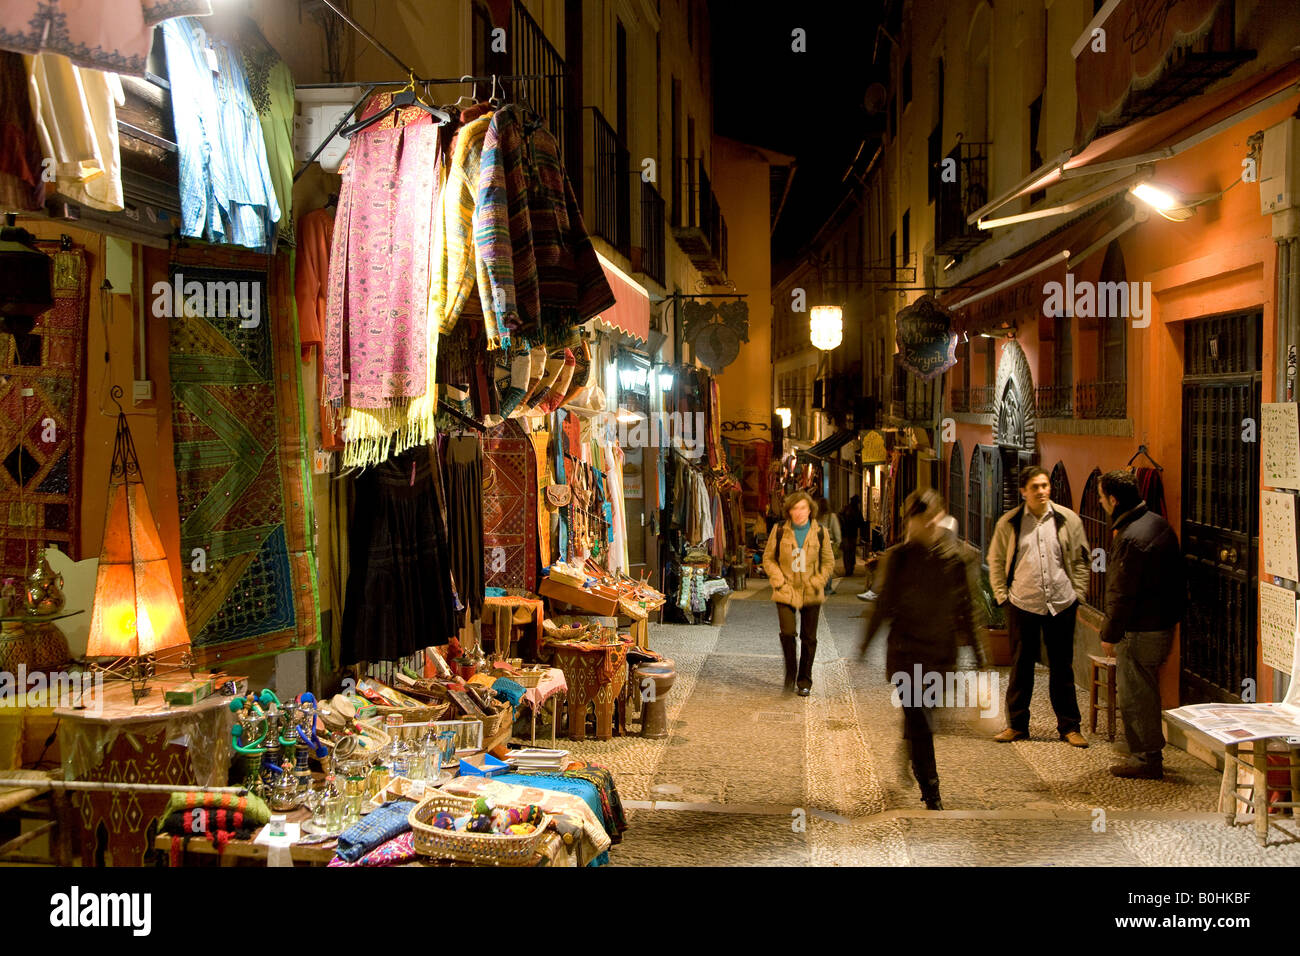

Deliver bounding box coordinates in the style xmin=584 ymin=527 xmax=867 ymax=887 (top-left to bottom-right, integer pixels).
xmin=709 ymin=1 xmax=887 ymax=267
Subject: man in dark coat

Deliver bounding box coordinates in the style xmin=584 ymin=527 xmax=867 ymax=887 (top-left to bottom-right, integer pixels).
xmin=1099 ymin=469 xmax=1186 ymax=780
xmin=861 ymin=489 xmax=977 ymax=810
xmin=839 ymin=494 xmax=865 ymax=577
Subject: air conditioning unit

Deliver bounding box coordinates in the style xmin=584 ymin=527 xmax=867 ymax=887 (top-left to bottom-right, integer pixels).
xmin=1259 ymin=117 xmax=1300 ymax=215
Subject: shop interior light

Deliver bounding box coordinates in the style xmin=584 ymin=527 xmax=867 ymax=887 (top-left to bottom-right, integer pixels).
xmin=1129 ymin=182 xmax=1195 ymax=222
xmin=775 ymin=407 xmax=792 ymax=429
xmin=809 ymin=305 xmax=844 ymax=350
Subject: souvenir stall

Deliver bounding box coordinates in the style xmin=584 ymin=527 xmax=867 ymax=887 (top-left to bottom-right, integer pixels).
xmin=0 ymin=1 xmax=641 ymax=869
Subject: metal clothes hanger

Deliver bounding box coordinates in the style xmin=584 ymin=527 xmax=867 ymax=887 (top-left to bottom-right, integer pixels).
xmin=1126 ymin=444 xmax=1164 ymax=472
xmin=488 ymin=74 xmax=505 ymax=109
xmin=452 ymin=75 xmax=480 ymax=111
xmin=339 ymin=74 xmax=450 ymax=138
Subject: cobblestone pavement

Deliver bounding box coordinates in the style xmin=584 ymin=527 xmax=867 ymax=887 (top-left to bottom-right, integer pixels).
xmin=557 ymin=574 xmax=1300 ymax=866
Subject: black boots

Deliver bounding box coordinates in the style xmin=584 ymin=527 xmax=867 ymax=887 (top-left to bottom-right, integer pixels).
xmin=920 ymin=778 xmax=943 ymax=811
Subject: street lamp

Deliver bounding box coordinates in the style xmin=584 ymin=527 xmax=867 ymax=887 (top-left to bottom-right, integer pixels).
xmin=809 ymin=304 xmax=843 ymax=350
xmin=1129 ymin=181 xmax=1195 ymax=222
xmin=775 ymin=407 xmax=792 ymax=429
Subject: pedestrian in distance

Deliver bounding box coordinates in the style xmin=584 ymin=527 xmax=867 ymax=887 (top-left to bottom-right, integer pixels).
xmin=839 ymin=494 xmax=866 ymax=578
xmin=815 ymin=496 xmax=841 ymax=595
xmin=988 ymin=465 xmax=1092 ymax=747
xmin=861 ymin=489 xmax=977 ymax=810
xmin=1098 ymin=469 xmax=1186 ymax=780
xmin=761 ymin=491 xmax=836 ymax=697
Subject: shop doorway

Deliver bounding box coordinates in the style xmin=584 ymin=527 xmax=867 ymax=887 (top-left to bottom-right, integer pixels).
xmin=1179 ymin=311 xmax=1262 ymax=704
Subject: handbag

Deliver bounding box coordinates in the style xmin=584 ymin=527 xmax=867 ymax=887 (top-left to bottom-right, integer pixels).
xmin=545 ymin=484 xmax=571 ymax=508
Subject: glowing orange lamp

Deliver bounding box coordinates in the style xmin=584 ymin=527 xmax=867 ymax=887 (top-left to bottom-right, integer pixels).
xmin=85 ymin=387 xmax=190 ymax=700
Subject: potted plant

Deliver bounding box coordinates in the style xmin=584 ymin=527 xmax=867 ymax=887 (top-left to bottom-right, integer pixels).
xmin=977 ymin=566 xmax=1012 ymax=667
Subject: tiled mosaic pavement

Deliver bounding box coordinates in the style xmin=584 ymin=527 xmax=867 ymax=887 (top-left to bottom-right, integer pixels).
xmin=551 ymin=574 xmax=1300 ymax=866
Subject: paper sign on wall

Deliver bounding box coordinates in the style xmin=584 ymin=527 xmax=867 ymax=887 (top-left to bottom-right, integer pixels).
xmin=1262 ymin=402 xmax=1300 ymax=490
xmin=1262 ymin=490 xmax=1300 ymax=581
xmin=1260 ymin=581 xmax=1298 ymax=676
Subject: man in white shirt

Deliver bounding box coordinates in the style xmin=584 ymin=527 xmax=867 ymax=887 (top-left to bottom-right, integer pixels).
xmin=987 ymin=466 xmax=1092 ymax=746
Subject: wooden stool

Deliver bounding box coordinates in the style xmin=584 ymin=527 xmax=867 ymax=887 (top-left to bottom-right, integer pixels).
xmin=1088 ymin=654 xmax=1118 ymax=742
xmin=1219 ymin=740 xmax=1300 ymax=847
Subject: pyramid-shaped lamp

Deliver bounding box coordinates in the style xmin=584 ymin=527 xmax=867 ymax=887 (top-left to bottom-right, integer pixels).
xmin=85 ymin=387 xmax=190 ymax=698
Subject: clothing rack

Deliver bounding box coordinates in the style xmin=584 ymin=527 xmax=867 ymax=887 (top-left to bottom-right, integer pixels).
xmin=291 ymin=72 xmax=566 ymax=181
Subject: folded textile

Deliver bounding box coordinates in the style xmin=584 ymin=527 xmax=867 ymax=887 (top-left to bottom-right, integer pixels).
xmin=327 ymin=831 xmax=416 ymax=867
xmin=491 ymin=677 xmax=526 ymax=708
xmin=163 ymin=791 xmax=271 ymax=826
xmin=335 ymin=798 xmax=417 ymax=863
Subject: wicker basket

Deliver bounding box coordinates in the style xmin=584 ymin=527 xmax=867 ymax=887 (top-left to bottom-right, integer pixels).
xmin=367 ymin=702 xmax=450 ymax=725
xmin=543 ymin=619 xmax=591 ymax=642
xmin=456 ymin=701 xmax=513 ymax=740
xmin=408 ymin=793 xmax=552 ymax=865
xmin=510 ymin=668 xmax=546 ymax=689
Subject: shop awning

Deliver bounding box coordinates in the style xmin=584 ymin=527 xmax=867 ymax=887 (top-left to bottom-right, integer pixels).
xmin=592 ymin=252 xmax=650 ymax=343
xmin=803 ymin=429 xmax=856 ymax=460
xmin=940 ymin=202 xmax=1134 ymax=336
xmin=973 ymin=58 xmax=1300 ymax=225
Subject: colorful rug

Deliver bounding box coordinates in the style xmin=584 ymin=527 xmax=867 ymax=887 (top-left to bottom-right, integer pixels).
xmin=482 ymin=418 xmax=537 ymax=592
xmin=167 ymin=250 xmax=318 ymax=664
xmin=726 ymin=438 xmax=771 ymax=518
xmin=0 ymin=244 xmax=89 ymax=578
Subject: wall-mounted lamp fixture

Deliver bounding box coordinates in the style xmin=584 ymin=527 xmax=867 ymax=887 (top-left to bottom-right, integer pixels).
xmin=1129 ymin=181 xmax=1196 ymax=222
xmin=775 ymin=407 xmax=792 ymax=429
xmin=809 ymin=305 xmax=843 ymax=350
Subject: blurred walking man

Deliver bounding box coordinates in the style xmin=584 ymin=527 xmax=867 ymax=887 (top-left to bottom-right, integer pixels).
xmin=1099 ymin=470 xmax=1186 ymax=780
xmin=988 ymin=466 xmax=1091 ymax=746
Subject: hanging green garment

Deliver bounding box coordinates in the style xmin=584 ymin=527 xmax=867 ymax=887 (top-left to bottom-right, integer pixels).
xmin=241 ymin=28 xmax=295 ymax=246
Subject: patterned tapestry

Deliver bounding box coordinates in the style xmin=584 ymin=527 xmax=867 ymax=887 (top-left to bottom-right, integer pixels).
xmin=725 ymin=438 xmax=771 ymax=518
xmin=482 ymin=418 xmax=537 ymax=592
xmin=0 ymin=244 xmax=88 ymax=579
xmin=167 ymin=252 xmax=318 ymax=664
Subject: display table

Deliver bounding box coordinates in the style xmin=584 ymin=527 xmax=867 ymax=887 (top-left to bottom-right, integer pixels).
xmin=54 ymin=679 xmax=233 ymax=866
xmin=543 ymin=640 xmax=630 ymax=740
xmin=516 ymin=667 xmax=567 ymax=746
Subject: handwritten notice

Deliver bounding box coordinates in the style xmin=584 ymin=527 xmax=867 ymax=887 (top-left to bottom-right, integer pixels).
xmin=1260 ymin=582 xmax=1298 ymax=676
xmin=1262 ymin=402 xmax=1300 ymax=489
xmin=1262 ymin=491 xmax=1300 ymax=581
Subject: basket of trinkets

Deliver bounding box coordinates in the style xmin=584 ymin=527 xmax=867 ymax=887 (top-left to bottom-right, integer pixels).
xmin=408 ymin=792 xmax=552 ymax=865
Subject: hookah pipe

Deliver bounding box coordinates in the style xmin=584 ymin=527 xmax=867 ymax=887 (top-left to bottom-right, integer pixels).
xmin=293 ymin=693 xmax=329 ymax=759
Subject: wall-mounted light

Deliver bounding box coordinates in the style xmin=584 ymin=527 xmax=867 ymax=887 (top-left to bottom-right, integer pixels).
xmin=775 ymin=407 xmax=792 ymax=429
xmin=809 ymin=305 xmax=843 ymax=350
xmin=656 ymin=368 xmax=675 ymax=391
xmin=1129 ymin=181 xmax=1195 ymax=222
xmin=618 ymin=365 xmax=648 ymax=392
xmin=616 ymin=406 xmax=645 ymax=424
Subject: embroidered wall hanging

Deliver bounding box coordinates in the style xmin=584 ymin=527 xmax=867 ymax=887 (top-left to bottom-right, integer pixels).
xmin=166 ymin=254 xmax=318 ymax=664
xmin=482 ymin=418 xmax=537 ymax=592
xmin=0 ymin=243 xmax=89 ymax=578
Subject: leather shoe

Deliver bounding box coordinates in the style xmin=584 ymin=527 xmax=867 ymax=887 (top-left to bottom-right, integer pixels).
xmin=1110 ymin=761 xmax=1163 ymax=780
xmin=1060 ymin=731 xmax=1089 ymax=748
xmin=923 ymin=796 xmax=944 ymax=810
xmin=993 ymin=728 xmax=1028 ymax=742
xmin=796 ymin=687 xmax=811 ymax=697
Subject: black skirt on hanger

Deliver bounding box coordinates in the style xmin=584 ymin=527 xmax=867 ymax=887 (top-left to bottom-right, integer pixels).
xmin=442 ymin=433 xmax=485 ymax=624
xmin=341 ymin=448 xmax=458 ymax=665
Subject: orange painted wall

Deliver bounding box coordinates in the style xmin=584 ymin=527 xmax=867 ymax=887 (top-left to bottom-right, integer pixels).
xmin=947 ymin=92 xmax=1298 ymax=706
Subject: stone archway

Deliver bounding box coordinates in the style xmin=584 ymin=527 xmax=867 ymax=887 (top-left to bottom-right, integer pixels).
xmin=992 ymin=338 xmax=1035 ymax=452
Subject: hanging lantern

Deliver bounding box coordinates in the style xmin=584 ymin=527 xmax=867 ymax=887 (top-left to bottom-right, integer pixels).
xmin=809 ymin=305 xmax=843 ymax=350
xmin=86 ymin=387 xmax=191 ymax=700
xmin=775 ymin=407 xmax=793 ymax=429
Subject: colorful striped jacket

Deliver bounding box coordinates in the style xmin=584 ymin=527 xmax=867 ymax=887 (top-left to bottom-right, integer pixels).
xmin=476 ymin=105 xmax=615 ymax=348
xmin=431 ymin=114 xmax=493 ymax=340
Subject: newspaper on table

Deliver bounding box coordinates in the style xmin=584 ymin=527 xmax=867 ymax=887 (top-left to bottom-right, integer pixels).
xmin=1166 ymin=609 xmax=1300 ymax=743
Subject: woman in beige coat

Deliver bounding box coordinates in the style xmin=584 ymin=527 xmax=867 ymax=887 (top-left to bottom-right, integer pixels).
xmin=761 ymin=491 xmax=837 ymax=696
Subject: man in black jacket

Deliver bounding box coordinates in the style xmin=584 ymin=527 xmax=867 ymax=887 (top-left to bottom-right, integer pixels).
xmin=1099 ymin=470 xmax=1186 ymax=780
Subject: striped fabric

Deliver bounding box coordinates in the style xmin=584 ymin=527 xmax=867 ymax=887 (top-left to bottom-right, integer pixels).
xmin=476 ymin=106 xmax=616 ymax=347
xmin=431 ymin=114 xmax=493 ymax=340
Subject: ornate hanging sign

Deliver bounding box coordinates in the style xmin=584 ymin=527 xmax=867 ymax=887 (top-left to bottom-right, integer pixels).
xmin=682 ymin=298 xmax=750 ymax=372
xmin=895 ymin=295 xmax=958 ymax=380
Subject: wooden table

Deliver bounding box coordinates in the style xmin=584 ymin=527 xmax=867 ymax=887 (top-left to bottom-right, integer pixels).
xmin=1165 ymin=711 xmax=1300 ymax=847
xmin=54 ymin=679 xmax=233 ymax=866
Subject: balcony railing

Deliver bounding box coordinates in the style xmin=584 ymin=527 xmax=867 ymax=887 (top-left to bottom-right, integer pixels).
xmin=950 ymin=386 xmax=971 ymax=413
xmin=969 ymin=385 xmax=994 ymax=415
xmin=935 ymin=141 xmax=990 ymax=257
xmin=1035 ymin=384 xmax=1073 ymax=418
xmin=1075 ymin=380 xmax=1127 ymax=420
xmin=509 ymin=0 xmax=567 ymax=160
xmin=638 ymin=178 xmax=666 ymax=286
xmin=672 ymin=158 xmax=728 ymax=283
xmin=587 ymin=107 xmax=631 ymax=258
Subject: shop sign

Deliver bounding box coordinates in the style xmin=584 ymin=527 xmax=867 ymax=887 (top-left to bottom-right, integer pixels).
xmin=895 ymin=295 xmax=957 ymax=380
xmin=861 ymin=430 xmax=887 ymax=463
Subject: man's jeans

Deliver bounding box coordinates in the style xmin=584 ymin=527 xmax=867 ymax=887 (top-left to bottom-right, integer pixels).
xmin=1116 ymin=629 xmax=1174 ymax=759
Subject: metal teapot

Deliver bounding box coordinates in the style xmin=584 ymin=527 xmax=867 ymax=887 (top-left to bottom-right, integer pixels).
xmin=23 ymin=549 xmax=65 ymax=616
